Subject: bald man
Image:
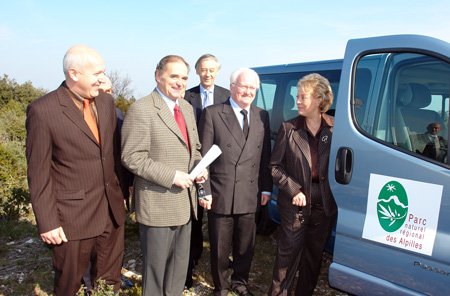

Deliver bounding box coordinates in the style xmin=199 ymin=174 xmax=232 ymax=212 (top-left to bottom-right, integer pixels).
xmin=26 ymin=45 xmax=126 ymax=295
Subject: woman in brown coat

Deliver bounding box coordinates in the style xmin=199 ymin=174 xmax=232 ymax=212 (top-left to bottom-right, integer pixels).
xmin=268 ymin=73 xmax=337 ymax=296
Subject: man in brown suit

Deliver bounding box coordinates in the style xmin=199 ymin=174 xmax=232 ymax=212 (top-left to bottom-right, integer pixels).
xmin=26 ymin=45 xmax=125 ymax=295
xmin=198 ymin=68 xmax=272 ymax=296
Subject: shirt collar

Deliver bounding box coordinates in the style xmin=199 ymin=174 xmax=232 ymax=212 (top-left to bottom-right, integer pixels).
xmin=156 ymin=88 xmax=178 ymax=113
xmin=229 ymin=97 xmax=250 ymax=112
xmin=200 ymin=84 xmax=214 ymax=95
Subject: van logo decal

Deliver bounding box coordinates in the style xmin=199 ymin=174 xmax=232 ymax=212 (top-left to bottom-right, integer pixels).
xmin=362 ymin=174 xmax=443 ymax=256
xmin=377 ymin=181 xmax=408 ymax=232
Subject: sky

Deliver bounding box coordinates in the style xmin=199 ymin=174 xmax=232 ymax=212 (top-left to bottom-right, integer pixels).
xmin=1 ymin=0 xmax=449 ymax=99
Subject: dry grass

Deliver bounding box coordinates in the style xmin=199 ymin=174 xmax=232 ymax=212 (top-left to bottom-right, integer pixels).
xmin=0 ymin=216 xmax=345 ymax=296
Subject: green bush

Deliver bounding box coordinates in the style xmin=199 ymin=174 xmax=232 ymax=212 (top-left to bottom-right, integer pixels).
xmin=0 ymin=75 xmax=45 ymax=221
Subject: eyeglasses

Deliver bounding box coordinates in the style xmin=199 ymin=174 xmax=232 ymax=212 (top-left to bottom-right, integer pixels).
xmin=233 ymin=83 xmax=257 ymax=91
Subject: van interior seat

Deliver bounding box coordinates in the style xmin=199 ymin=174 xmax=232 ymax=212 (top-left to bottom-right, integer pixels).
xmin=284 ymin=94 xmax=298 ymax=120
xmin=398 ymin=83 xmax=443 ymax=153
xmin=399 ymin=83 xmax=441 ymax=134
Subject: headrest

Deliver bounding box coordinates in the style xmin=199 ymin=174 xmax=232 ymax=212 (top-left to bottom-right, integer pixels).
xmin=399 ymin=83 xmax=431 ymax=108
xmin=284 ymin=94 xmax=295 ymax=110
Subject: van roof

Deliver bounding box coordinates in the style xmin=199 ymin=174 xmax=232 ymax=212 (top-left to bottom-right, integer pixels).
xmin=252 ymin=58 xmax=343 ymax=75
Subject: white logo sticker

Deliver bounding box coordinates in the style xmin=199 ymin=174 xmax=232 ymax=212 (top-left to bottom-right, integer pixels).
xmin=362 ymin=173 xmax=443 ymax=256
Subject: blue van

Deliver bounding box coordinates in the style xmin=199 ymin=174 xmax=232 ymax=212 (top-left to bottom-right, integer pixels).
xmin=253 ymin=34 xmax=450 ymax=295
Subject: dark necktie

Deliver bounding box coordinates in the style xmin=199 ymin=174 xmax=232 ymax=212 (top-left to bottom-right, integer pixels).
xmin=241 ymin=109 xmax=249 ymax=139
xmin=174 ymin=104 xmax=190 ymax=150
xmin=83 ymin=99 xmax=100 ymax=143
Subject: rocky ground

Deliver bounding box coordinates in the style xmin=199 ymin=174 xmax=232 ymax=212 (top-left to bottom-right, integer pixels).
xmin=0 ymin=218 xmax=347 ymax=296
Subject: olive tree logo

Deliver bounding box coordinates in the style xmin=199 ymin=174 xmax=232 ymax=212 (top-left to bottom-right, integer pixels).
xmin=377 ymin=181 xmax=408 ymax=232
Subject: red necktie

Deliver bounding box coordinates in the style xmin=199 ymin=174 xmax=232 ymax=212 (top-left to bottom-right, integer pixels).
xmin=174 ymin=104 xmax=190 ymax=150
xmin=83 ymin=99 xmax=100 ymax=143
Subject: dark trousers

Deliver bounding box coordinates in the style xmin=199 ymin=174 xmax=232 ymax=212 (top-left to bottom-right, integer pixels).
xmin=185 ymin=206 xmax=204 ymax=287
xmin=52 ymin=215 xmax=124 ymax=296
xmin=208 ymin=212 xmax=256 ymax=295
xmin=139 ymin=221 xmax=191 ymax=296
xmin=269 ymin=184 xmax=336 ymax=296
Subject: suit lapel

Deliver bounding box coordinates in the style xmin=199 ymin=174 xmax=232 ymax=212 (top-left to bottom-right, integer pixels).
xmin=246 ymin=106 xmax=259 ymax=144
xmin=180 ymin=100 xmax=197 ymax=156
xmin=57 ymin=85 xmax=100 ymax=146
xmin=219 ymin=102 xmax=246 ymax=149
xmin=291 ymin=124 xmax=312 ymax=169
xmin=95 ymin=94 xmax=108 ymax=148
xmin=187 ymin=86 xmax=202 ymax=122
xmin=153 ymin=91 xmax=189 ymax=150
xmin=318 ymin=126 xmax=332 ymax=172
xmin=190 ymin=86 xmax=202 ymax=109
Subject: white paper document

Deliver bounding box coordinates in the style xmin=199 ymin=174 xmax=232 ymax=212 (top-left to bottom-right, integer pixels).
xmin=189 ymin=144 xmax=222 ymax=179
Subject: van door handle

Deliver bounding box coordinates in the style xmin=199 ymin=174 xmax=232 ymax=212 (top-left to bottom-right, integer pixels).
xmin=335 ymin=147 xmax=353 ymax=184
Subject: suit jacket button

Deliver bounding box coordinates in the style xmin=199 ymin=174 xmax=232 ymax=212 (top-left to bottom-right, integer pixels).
xmin=227 ymin=144 xmax=231 ymax=148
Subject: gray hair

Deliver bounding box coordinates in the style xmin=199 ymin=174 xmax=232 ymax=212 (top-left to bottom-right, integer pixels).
xmin=229 ymin=68 xmax=260 ymax=88
xmin=155 ymin=55 xmax=190 ymax=77
xmin=194 ymin=54 xmax=221 ymax=71
xmin=62 ymin=45 xmax=100 ymax=78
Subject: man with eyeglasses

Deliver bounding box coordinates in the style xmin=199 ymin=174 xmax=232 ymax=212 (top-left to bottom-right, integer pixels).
xmin=198 ymin=68 xmax=272 ymax=296
xmin=26 ymin=45 xmax=126 ymax=295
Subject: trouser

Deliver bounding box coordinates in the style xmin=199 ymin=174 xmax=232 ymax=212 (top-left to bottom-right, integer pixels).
xmin=185 ymin=206 xmax=204 ymax=286
xmin=53 ymin=215 xmax=124 ymax=296
xmin=208 ymin=212 xmax=256 ymax=295
xmin=139 ymin=221 xmax=191 ymax=296
xmin=269 ymin=183 xmax=336 ymax=296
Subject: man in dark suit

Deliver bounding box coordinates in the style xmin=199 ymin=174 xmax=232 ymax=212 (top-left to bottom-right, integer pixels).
xmin=26 ymin=45 xmax=126 ymax=295
xmin=198 ymin=68 xmax=272 ymax=296
xmin=185 ymin=53 xmax=230 ymax=122
xmin=183 ymin=54 xmax=230 ymax=288
xmin=121 ymin=55 xmax=207 ymax=296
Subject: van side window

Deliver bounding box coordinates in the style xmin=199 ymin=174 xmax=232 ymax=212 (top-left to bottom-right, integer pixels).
xmin=255 ymin=79 xmax=277 ymax=130
xmin=355 ymin=53 xmax=449 ymax=165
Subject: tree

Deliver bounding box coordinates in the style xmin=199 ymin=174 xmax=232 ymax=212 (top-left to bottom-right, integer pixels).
xmin=107 ymin=70 xmax=134 ymax=100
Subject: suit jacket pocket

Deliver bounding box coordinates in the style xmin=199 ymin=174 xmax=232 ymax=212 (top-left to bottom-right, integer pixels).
xmin=56 ymin=190 xmax=85 ymax=200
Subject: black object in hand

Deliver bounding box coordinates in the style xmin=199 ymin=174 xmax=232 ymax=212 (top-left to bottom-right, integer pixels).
xmin=198 ymin=184 xmax=206 ymax=200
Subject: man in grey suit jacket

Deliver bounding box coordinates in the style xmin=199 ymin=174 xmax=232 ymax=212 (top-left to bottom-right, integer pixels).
xmin=26 ymin=45 xmax=125 ymax=295
xmin=121 ymin=55 xmax=207 ymax=296
xmin=183 ymin=54 xmax=230 ymax=288
xmin=198 ymin=68 xmax=273 ymax=296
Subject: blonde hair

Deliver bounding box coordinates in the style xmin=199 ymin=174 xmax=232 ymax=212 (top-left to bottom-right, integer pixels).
xmin=298 ymin=73 xmax=333 ymax=113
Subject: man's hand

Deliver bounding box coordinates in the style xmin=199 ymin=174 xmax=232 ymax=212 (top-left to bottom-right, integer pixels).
xmin=199 ymin=195 xmax=212 ymax=210
xmin=195 ymin=168 xmax=208 ymax=184
xmin=292 ymin=191 xmax=307 ymax=207
xmin=261 ymin=193 xmax=271 ymax=206
xmin=174 ymin=170 xmax=194 ymax=189
xmin=40 ymin=227 xmax=68 ymax=245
